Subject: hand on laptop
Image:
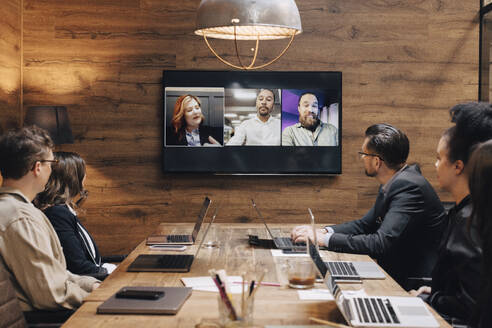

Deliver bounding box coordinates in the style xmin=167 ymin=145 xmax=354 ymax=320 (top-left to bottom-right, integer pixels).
xmin=291 ymin=225 xmax=328 ymax=247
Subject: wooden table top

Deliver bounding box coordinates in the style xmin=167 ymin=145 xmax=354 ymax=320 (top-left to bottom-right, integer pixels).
xmin=62 ymin=223 xmax=450 ymax=328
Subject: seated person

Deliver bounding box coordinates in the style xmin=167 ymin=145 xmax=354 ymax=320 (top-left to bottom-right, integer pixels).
xmin=35 ymin=152 xmax=116 ymax=278
xmin=0 ymin=126 xmax=99 ymax=311
xmin=410 ymin=102 xmax=492 ymax=324
xmin=166 ymin=94 xmax=222 ymax=146
xmin=291 ymin=123 xmax=446 ymax=289
xmin=467 ymin=139 xmax=492 ymax=328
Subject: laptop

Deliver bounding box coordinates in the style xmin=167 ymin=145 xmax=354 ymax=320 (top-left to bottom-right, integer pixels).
xmin=146 ymin=197 xmax=211 ymax=245
xmin=307 ymin=208 xmax=385 ymax=281
xmin=308 ymin=241 xmax=439 ymax=327
xmin=97 ymin=286 xmax=192 ymax=315
xmin=128 ymin=204 xmax=219 ymax=272
xmin=251 ymin=199 xmax=306 ymax=250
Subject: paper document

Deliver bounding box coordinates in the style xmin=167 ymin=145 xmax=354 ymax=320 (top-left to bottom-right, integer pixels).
xmin=181 ymin=276 xmax=247 ymax=294
xmin=270 ymin=249 xmax=309 ymax=258
xmin=297 ymin=289 xmax=334 ymax=301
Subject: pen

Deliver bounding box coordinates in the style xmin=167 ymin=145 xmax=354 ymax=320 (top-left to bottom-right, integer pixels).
xmin=211 ymin=275 xmax=238 ymax=321
xmin=248 ymin=280 xmax=255 ymax=296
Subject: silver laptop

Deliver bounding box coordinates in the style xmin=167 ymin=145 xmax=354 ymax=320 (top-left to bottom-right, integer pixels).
xmin=308 ymin=241 xmax=438 ymax=327
xmin=129 ymin=204 xmax=219 ymax=272
xmin=307 ymin=208 xmax=385 ymax=281
xmin=251 ymin=199 xmax=306 ymax=250
xmin=146 ymin=197 xmax=211 ymax=245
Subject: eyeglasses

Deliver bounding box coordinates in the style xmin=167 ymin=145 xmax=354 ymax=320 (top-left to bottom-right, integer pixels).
xmin=358 ymin=151 xmax=383 ymax=160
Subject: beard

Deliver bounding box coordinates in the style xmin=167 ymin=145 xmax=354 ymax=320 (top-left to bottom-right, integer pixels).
xmin=258 ymin=106 xmax=270 ymax=117
xmin=300 ymin=114 xmax=319 ymax=131
xmin=364 ymin=168 xmax=377 ymax=177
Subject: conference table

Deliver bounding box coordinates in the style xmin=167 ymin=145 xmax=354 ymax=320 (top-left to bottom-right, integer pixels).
xmin=62 ymin=223 xmax=450 ymax=327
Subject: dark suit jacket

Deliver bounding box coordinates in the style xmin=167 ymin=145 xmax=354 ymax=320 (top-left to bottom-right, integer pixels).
xmin=166 ymin=125 xmax=223 ymax=146
xmin=428 ymin=195 xmax=482 ymax=324
xmin=328 ymin=164 xmax=446 ymax=288
xmin=44 ymin=205 xmax=107 ymax=277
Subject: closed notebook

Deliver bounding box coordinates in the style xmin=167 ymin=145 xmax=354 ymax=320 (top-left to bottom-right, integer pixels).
xmin=97 ymin=286 xmax=192 ymax=315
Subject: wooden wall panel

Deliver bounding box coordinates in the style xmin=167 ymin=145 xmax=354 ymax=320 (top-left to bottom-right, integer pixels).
xmin=0 ymin=0 xmax=21 ymax=133
xmin=12 ymin=0 xmax=479 ymax=255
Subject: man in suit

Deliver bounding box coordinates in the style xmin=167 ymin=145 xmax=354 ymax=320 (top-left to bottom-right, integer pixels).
xmin=292 ymin=123 xmax=446 ymax=289
xmin=0 ymin=126 xmax=99 ymax=311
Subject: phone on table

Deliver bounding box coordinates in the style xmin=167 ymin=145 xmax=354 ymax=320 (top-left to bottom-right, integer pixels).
xmin=116 ymin=288 xmax=165 ymax=300
xmin=149 ymin=245 xmax=186 ymax=251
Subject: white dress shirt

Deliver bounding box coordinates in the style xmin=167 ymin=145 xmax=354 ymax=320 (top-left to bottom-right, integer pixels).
xmin=227 ymin=115 xmax=281 ymax=146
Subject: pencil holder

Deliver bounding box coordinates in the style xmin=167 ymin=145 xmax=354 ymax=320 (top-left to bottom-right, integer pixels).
xmin=217 ymin=294 xmax=255 ymax=328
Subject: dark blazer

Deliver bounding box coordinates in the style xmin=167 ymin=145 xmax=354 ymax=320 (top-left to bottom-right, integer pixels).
xmin=428 ymin=195 xmax=482 ymax=324
xmin=328 ymin=164 xmax=446 ymax=288
xmin=166 ymin=125 xmax=223 ymax=146
xmin=44 ymin=205 xmax=107 ymax=277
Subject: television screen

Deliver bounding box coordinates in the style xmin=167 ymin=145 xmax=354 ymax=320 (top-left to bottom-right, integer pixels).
xmin=163 ymin=70 xmax=342 ymax=174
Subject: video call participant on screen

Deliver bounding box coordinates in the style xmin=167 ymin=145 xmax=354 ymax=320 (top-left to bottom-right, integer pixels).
xmin=409 ymin=102 xmax=492 ymax=325
xmin=0 ymin=126 xmax=99 ymax=311
xmin=34 ymin=152 xmax=116 ymax=280
xmin=291 ymin=123 xmax=446 ymax=289
xmin=226 ymin=89 xmax=281 ymax=146
xmin=281 ymin=92 xmax=338 ymax=146
xmin=467 ymin=139 xmax=492 ymax=328
xmin=167 ymin=94 xmax=222 ymax=146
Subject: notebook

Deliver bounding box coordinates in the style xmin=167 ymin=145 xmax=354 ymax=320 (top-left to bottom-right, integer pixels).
xmin=308 ymin=242 xmax=439 ymax=327
xmin=251 ymin=199 xmax=306 ymax=250
xmin=128 ymin=204 xmax=219 ymax=272
xmin=146 ymin=197 xmax=211 ymax=245
xmin=97 ymin=286 xmax=192 ymax=315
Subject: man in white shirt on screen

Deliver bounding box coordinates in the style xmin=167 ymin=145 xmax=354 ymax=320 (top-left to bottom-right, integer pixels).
xmin=226 ymin=89 xmax=281 ymax=146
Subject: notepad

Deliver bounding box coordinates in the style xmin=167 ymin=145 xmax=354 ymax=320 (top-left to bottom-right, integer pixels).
xmin=180 ymin=276 xmax=247 ymax=294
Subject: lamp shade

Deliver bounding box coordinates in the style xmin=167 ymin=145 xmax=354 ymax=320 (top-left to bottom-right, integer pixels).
xmin=24 ymin=106 xmax=74 ymax=144
xmin=195 ymin=0 xmax=302 ymax=40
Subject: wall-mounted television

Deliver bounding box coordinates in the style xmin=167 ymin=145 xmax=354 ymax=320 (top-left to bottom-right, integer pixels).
xmin=163 ymin=70 xmax=342 ymax=174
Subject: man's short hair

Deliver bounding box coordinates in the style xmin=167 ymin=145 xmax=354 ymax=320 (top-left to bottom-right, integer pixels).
xmin=365 ymin=123 xmax=409 ymax=170
xmin=444 ymin=102 xmax=492 ymax=165
xmin=0 ymin=126 xmax=54 ymax=179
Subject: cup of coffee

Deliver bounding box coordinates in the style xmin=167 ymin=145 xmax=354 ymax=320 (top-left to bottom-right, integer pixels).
xmin=287 ymin=259 xmax=316 ymax=289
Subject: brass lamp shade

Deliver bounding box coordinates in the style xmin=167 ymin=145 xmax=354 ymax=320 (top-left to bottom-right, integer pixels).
xmin=194 ymin=0 xmax=302 ymax=69
xmin=24 ymin=106 xmax=74 ymax=144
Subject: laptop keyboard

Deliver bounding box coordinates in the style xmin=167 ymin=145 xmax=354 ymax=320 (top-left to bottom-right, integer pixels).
xmin=167 ymin=235 xmax=190 ymax=243
xmin=326 ymin=261 xmax=358 ymax=277
xmin=354 ymin=297 xmax=400 ymax=325
xmin=157 ymin=255 xmax=194 ymax=269
xmin=275 ymin=237 xmax=305 ymax=248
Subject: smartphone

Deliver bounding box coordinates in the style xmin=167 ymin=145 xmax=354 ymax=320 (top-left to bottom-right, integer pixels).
xmin=149 ymin=245 xmax=186 ymax=251
xmin=116 ymin=288 xmax=164 ymax=300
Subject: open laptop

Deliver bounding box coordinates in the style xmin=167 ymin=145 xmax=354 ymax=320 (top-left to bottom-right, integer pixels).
xmin=251 ymin=199 xmax=306 ymax=250
xmin=129 ymin=204 xmax=219 ymax=272
xmin=146 ymin=197 xmax=211 ymax=245
xmin=308 ymin=241 xmax=439 ymax=327
xmin=307 ymin=208 xmax=385 ymax=281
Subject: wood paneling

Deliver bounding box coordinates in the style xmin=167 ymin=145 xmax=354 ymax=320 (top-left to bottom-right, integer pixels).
xmin=4 ymin=0 xmax=479 ymax=254
xmin=0 ymin=0 xmax=21 ymax=133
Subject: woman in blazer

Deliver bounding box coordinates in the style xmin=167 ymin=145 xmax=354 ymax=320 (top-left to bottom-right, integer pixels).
xmin=35 ymin=152 xmax=116 ymax=278
xmin=166 ymin=94 xmax=222 ymax=146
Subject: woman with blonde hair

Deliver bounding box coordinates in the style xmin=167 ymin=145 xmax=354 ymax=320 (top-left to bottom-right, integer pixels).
xmin=166 ymin=94 xmax=222 ymax=146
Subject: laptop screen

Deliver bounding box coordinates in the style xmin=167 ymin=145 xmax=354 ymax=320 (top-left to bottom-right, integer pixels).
xmin=191 ymin=197 xmax=211 ymax=241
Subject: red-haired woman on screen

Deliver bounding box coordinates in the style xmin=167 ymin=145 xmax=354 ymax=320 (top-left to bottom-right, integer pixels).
xmin=166 ymin=94 xmax=222 ymax=146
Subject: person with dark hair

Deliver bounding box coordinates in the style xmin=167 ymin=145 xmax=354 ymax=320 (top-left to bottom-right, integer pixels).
xmin=467 ymin=140 xmax=492 ymax=328
xmin=0 ymin=126 xmax=99 ymax=311
xmin=166 ymin=94 xmax=222 ymax=146
xmin=292 ymin=123 xmax=446 ymax=288
xmin=409 ymin=102 xmax=492 ymax=325
xmin=227 ymin=89 xmax=281 ymax=145
xmin=34 ymin=152 xmax=116 ymax=279
xmin=282 ymin=92 xmax=338 ymax=146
